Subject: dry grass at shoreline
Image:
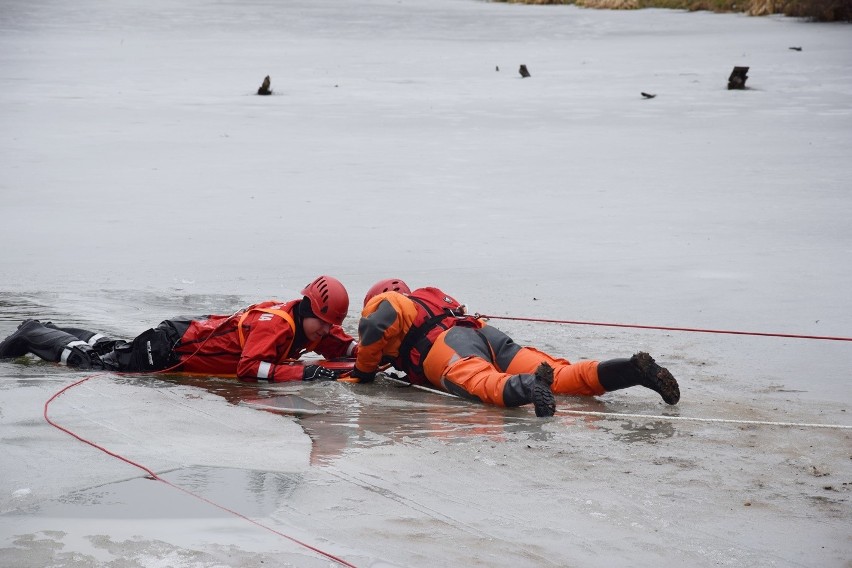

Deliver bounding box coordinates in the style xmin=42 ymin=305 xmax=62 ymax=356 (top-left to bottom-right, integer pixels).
xmin=491 ymin=0 xmax=852 ymax=21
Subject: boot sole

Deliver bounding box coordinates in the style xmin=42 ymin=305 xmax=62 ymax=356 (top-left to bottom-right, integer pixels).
xmin=533 ymin=362 xmax=557 ymax=417
xmin=633 ymin=352 xmax=680 ymax=405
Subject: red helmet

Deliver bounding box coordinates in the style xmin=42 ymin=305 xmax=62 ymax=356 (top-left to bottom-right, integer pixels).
xmin=300 ymin=275 xmax=349 ymax=326
xmin=363 ymin=278 xmax=411 ymax=306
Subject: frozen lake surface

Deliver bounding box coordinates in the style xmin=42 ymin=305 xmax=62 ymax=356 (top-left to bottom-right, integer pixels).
xmin=1 ymin=0 xmax=851 ymax=566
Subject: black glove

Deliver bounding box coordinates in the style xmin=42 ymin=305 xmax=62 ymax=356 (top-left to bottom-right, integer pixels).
xmin=349 ymin=367 xmax=377 ymax=383
xmin=302 ymin=365 xmax=341 ymax=381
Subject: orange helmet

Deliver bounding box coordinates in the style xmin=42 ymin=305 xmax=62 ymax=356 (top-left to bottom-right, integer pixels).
xmin=363 ymin=278 xmax=411 ymax=306
xmin=300 ymin=275 xmax=349 ymax=326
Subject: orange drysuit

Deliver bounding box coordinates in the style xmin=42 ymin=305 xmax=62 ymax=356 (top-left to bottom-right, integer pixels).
xmin=354 ymin=288 xmax=605 ymax=408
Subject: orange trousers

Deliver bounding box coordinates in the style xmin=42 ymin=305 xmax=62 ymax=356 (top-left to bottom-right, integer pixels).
xmin=422 ymin=325 xmax=604 ymax=407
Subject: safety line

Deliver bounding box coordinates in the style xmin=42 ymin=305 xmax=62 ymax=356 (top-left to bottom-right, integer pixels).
xmin=378 ymin=375 xmax=851 ymax=430
xmin=378 ymin=372 xmax=456 ymax=397
xmin=478 ymin=314 xmax=852 ymax=342
xmin=43 ymin=373 xmax=358 ymax=568
xmin=559 ymin=409 xmax=852 ymax=430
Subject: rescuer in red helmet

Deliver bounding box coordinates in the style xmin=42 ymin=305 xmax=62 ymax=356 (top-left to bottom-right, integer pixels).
xmin=362 ymin=278 xmax=411 ymax=306
xmin=0 ymin=275 xmax=357 ymax=382
xmin=352 ymin=279 xmax=679 ymax=417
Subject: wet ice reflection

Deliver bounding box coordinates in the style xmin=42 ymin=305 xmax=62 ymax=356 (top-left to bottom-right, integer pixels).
xmin=156 ymin=372 xmax=625 ymax=466
xmin=610 ymin=420 xmax=677 ymax=444
xmin=20 ymin=467 xmax=301 ymax=519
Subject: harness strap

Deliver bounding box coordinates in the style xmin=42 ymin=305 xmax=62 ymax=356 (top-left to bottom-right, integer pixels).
xmin=237 ymin=306 xmax=296 ymax=351
xmin=399 ymin=298 xmax=437 ymax=365
xmin=399 ymin=297 xmax=473 ymax=377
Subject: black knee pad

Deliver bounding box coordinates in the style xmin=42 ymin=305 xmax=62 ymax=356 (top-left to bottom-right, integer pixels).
xmin=440 ymin=377 xmax=483 ymax=403
xmin=63 ymin=344 xmax=104 ymax=370
xmin=126 ymin=328 xmax=178 ymax=372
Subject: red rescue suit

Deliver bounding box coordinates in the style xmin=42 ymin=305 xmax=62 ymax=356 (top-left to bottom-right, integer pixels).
xmin=174 ymin=300 xmax=356 ymax=382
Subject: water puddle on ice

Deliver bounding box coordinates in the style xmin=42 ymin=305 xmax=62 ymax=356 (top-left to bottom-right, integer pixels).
xmin=610 ymin=420 xmax=676 ymax=444
xmin=155 ymin=373 xmax=585 ymax=465
xmin=21 ymin=467 xmax=300 ymax=519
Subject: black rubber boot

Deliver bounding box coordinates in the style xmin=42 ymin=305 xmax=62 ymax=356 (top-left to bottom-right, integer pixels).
xmin=0 ymin=320 xmax=42 ymax=358
xmin=0 ymin=320 xmax=103 ymax=369
xmin=500 ymin=365 xmax=556 ymax=416
xmin=597 ymin=352 xmax=680 ymax=405
xmin=532 ymin=362 xmax=556 ymax=417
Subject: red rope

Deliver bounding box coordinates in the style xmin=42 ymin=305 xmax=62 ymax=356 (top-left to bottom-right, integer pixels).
xmin=43 ymin=372 xmax=358 ymax=568
xmin=478 ymin=314 xmax=852 ymax=342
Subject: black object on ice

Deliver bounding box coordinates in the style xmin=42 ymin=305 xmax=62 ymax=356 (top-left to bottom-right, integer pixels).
xmin=789 ymin=46 xmax=802 ymax=51
xmin=728 ymin=66 xmax=749 ymax=90
xmin=0 ymin=319 xmax=105 ymax=369
xmin=631 ymin=352 xmax=680 ymax=405
xmin=519 ymin=64 xmax=531 ymax=78
xmin=257 ymin=75 xmax=272 ymax=95
xmin=641 ymin=92 xmax=656 ymax=99
xmin=532 ymin=362 xmax=556 ymax=417
xmin=596 ymin=352 xmax=681 ymax=406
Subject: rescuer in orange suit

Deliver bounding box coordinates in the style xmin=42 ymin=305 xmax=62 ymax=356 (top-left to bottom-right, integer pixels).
xmin=0 ymin=275 xmax=357 ymax=382
xmin=349 ymin=279 xmax=680 ymax=417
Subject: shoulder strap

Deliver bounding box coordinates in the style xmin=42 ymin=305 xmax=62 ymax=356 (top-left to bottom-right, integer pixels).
xmin=398 ymin=297 xmax=464 ymax=377
xmin=237 ymin=307 xmax=296 ymax=350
